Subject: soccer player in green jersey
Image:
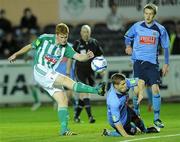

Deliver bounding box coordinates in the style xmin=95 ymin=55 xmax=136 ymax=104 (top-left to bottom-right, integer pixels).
xmin=8 ymin=23 xmax=106 ymax=136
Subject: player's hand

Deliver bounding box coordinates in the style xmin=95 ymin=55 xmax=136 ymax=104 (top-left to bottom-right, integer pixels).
xmin=87 ymin=50 xmax=94 ymax=59
xmin=162 ymin=64 xmax=169 ymax=76
xmin=125 ymin=46 xmax=132 ymax=55
xmin=8 ymin=53 xmax=17 ymax=63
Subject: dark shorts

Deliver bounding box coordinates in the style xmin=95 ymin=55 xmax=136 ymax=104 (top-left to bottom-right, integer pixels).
xmin=112 ymin=106 xmax=139 ymax=135
xmin=75 ymin=68 xmax=95 ymax=86
xmin=133 ymin=60 xmax=160 ymax=85
xmin=123 ymin=106 xmax=139 ymax=135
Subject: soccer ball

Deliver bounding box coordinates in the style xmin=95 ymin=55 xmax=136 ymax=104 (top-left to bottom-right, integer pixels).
xmin=91 ymin=56 xmax=107 ymax=73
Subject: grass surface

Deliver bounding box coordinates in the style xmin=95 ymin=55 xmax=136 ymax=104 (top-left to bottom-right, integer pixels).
xmin=0 ymin=103 xmax=180 ymax=142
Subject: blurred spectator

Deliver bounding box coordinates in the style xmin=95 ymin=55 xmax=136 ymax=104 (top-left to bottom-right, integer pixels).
xmin=171 ymin=21 xmax=180 ymax=55
xmin=0 ymin=32 xmax=18 ymax=59
xmin=0 ymin=9 xmax=12 ymax=38
xmin=20 ymin=8 xmax=39 ymax=35
xmin=106 ymin=3 xmax=125 ymax=32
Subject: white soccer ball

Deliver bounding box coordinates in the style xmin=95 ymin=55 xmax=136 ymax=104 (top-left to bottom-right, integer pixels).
xmin=91 ymin=56 xmax=107 ymax=73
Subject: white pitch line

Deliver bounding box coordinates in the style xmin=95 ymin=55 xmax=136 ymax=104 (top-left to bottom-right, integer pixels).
xmin=119 ymin=134 xmax=180 ymax=142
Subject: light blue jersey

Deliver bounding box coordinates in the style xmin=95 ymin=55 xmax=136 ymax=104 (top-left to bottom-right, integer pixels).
xmin=106 ymin=78 xmax=138 ymax=127
xmin=124 ymin=20 xmax=170 ymax=64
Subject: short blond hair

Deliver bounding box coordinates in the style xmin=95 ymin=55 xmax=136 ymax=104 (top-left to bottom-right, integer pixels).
xmin=143 ymin=3 xmax=158 ymax=15
xmin=56 ymin=23 xmax=69 ymax=35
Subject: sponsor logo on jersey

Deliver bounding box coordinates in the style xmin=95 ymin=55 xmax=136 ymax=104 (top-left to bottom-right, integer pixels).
xmin=140 ymin=36 xmax=156 ymax=44
xmin=44 ymin=54 xmax=60 ymax=64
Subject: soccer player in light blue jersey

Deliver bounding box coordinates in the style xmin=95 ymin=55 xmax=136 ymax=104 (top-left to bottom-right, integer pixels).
xmin=102 ymin=73 xmax=158 ymax=137
xmin=124 ymin=3 xmax=170 ymax=128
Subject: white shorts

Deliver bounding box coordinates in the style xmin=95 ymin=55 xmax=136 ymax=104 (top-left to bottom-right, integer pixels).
xmin=34 ymin=64 xmax=64 ymax=96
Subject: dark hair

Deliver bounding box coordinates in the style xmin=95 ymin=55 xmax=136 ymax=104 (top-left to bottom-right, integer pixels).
xmin=111 ymin=73 xmax=126 ymax=85
xmin=24 ymin=8 xmax=31 ymax=14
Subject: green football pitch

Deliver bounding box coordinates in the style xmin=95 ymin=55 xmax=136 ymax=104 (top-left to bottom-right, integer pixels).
xmin=0 ymin=103 xmax=180 ymax=142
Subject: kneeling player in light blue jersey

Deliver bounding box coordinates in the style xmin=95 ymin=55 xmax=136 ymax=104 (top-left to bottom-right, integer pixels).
xmin=102 ymin=73 xmax=159 ymax=137
xmin=124 ymin=3 xmax=170 ymax=128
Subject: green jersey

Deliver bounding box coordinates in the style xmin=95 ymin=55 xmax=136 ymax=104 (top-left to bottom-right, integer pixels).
xmin=31 ymin=34 xmax=76 ymax=69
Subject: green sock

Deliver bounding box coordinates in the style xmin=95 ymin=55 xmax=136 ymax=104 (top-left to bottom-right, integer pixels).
xmin=58 ymin=107 xmax=69 ymax=135
xmin=31 ymin=86 xmax=39 ymax=103
xmin=73 ymin=82 xmax=98 ymax=94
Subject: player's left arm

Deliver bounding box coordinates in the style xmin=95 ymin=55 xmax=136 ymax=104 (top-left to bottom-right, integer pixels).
xmin=64 ymin=45 xmax=94 ymax=62
xmin=126 ymin=78 xmax=145 ymax=104
xmin=160 ymin=27 xmax=170 ymax=76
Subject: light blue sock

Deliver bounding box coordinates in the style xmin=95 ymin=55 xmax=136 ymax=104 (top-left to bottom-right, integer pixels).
xmin=133 ymin=96 xmax=140 ymax=116
xmin=146 ymin=88 xmax=152 ymax=106
xmin=108 ymin=130 xmax=121 ymax=137
xmin=153 ymin=94 xmax=161 ymax=121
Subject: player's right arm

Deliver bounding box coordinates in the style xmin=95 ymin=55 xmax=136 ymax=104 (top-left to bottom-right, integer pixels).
xmin=8 ymin=44 xmax=32 ymax=63
xmin=124 ymin=24 xmax=136 ymax=55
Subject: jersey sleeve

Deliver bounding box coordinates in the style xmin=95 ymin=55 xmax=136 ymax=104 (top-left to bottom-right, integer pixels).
xmin=126 ymin=78 xmax=139 ymax=89
xmin=160 ymin=27 xmax=170 ymax=49
xmin=124 ymin=24 xmax=136 ymax=46
xmin=64 ymin=44 xmax=76 ymax=58
xmin=160 ymin=27 xmax=170 ymax=64
xmin=110 ymin=105 xmax=121 ymax=125
xmin=31 ymin=34 xmax=45 ymax=49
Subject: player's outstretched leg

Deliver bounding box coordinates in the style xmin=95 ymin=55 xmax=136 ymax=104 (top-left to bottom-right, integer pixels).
xmin=54 ymin=74 xmax=106 ymax=96
xmin=73 ymin=82 xmax=106 ymax=96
